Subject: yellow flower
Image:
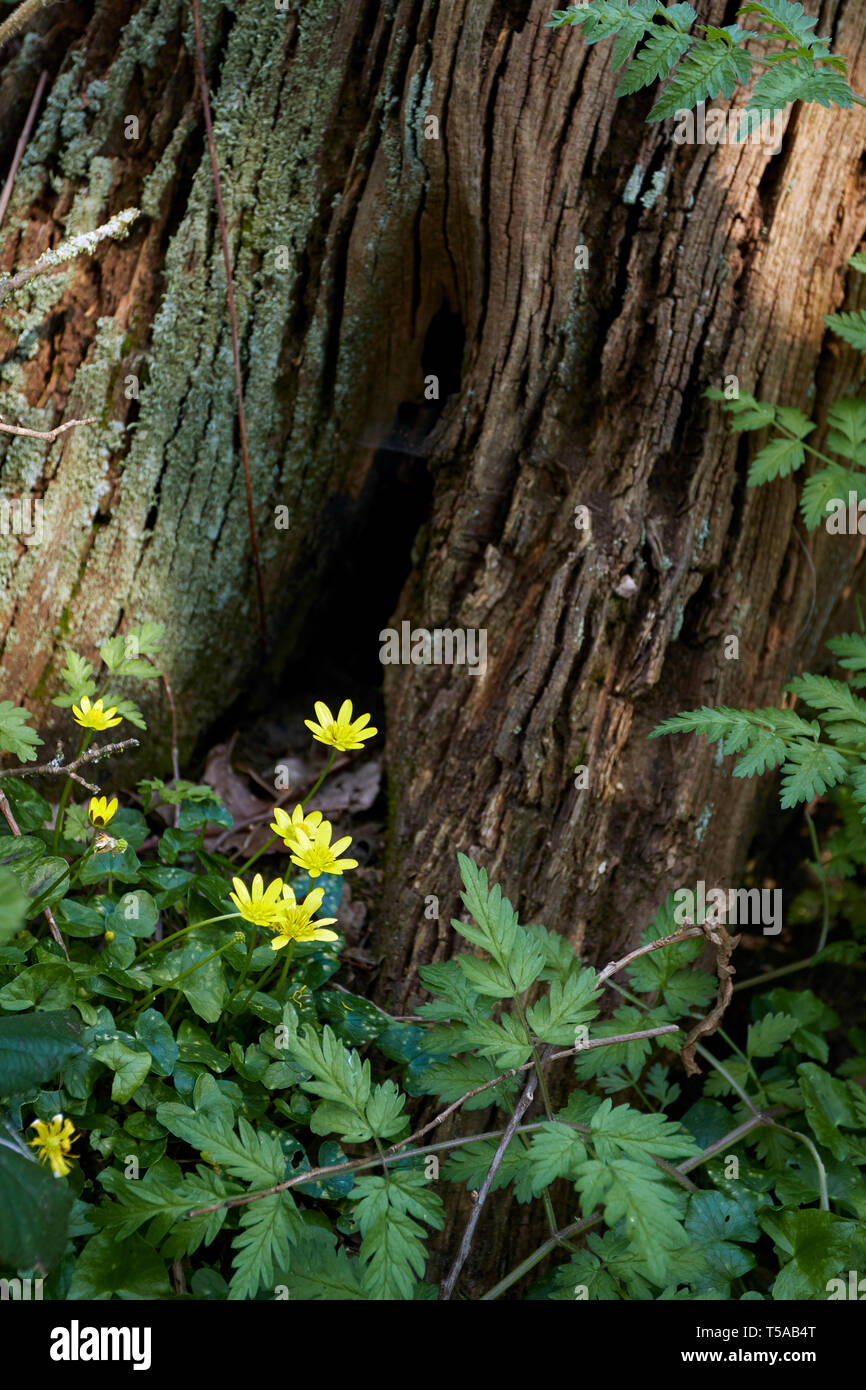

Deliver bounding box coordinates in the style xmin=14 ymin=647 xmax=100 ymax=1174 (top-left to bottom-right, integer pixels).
xmin=72 ymin=696 xmax=122 ymax=731
xmin=269 ymin=884 xmax=339 ymax=952
xmin=27 ymin=1114 xmax=79 ymax=1178
xmin=270 ymin=804 xmax=323 ymax=850
xmin=88 ymin=795 xmax=118 ymax=827
xmin=228 ymin=874 xmax=284 ymax=926
xmin=289 ymin=822 xmax=359 ymax=879
xmin=304 ymin=699 xmax=377 ymax=752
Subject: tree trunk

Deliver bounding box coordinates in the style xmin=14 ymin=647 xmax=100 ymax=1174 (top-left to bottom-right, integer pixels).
xmin=2 ymin=0 xmax=866 ymax=1295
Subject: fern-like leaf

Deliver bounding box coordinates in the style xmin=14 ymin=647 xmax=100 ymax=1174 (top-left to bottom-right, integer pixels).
xmin=648 ymin=36 xmax=754 ymax=120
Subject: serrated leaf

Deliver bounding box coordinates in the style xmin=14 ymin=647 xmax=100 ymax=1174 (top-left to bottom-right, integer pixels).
xmin=778 ymin=741 xmax=848 ymax=808
xmin=747 ymin=434 xmax=806 ymax=484
xmin=353 ymin=1170 xmax=444 ymax=1301
xmin=525 ymin=966 xmax=601 ymax=1043
xmin=825 ymin=308 xmax=866 ymax=350
xmin=746 ymin=1011 xmax=799 ymax=1057
xmin=575 ymin=1155 xmax=688 ymax=1283
xmin=524 ymin=1122 xmax=588 ymax=1194
xmin=0 ymin=701 xmax=43 ymax=761
xmin=590 ymin=1098 xmax=701 ymax=1161
xmin=229 ymin=1192 xmax=299 ymax=1300
xmin=648 ymin=38 xmax=753 ymax=120
xmin=801 ymin=464 xmax=865 ymax=530
xmin=615 ymin=27 xmax=693 ymax=95
xmin=826 ymin=398 xmax=866 ymax=463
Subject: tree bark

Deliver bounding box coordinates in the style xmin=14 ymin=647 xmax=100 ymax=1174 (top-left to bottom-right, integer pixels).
xmin=2 ymin=0 xmax=866 ymax=1295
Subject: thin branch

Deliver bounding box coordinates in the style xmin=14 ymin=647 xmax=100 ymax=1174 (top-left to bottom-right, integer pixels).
xmin=189 ymin=0 xmax=266 ymax=645
xmin=0 ymin=70 xmax=48 ymax=231
xmin=0 ymin=0 xmax=59 ymax=52
xmin=0 ymin=415 xmax=96 ymax=440
xmin=481 ymin=1104 xmax=791 ymax=1301
xmin=0 ymin=738 xmax=140 ymax=781
xmin=595 ymin=924 xmax=703 ymax=986
xmin=0 ymin=206 xmax=140 ymax=305
xmin=0 ymin=785 xmax=67 ymax=957
xmin=439 ymin=1043 xmax=554 ymax=1301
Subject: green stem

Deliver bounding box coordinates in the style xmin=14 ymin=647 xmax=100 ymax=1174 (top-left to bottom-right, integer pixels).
xmin=805 ymin=810 xmax=831 ymax=955
xmin=221 ymin=926 xmax=260 ymax=1019
xmin=134 ymin=912 xmax=242 ymax=963
xmin=53 ymin=731 xmax=89 ymax=852
xmin=236 ymin=832 xmax=279 ymax=876
xmin=300 ymin=749 xmax=336 ymax=808
xmin=118 ymin=938 xmax=239 ymax=1022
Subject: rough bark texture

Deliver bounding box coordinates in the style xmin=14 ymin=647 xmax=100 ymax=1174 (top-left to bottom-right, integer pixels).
xmin=3 ymin=0 xmax=866 ymax=1295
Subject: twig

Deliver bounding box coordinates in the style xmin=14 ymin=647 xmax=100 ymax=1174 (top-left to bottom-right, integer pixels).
xmin=0 ymin=206 xmax=140 ymax=305
xmin=681 ymin=922 xmax=741 ymax=1077
xmin=439 ymin=1044 xmax=555 ymax=1300
xmin=0 ymin=738 xmax=140 ymax=781
xmin=0 ymin=0 xmax=59 ymax=52
xmin=481 ymin=1103 xmax=791 ymax=1300
xmin=0 ymin=416 xmax=96 ymax=440
xmin=0 ymin=71 xmax=48 ymax=232
xmin=0 ymin=785 xmax=68 ymax=957
xmin=189 ymin=0 xmax=266 ymax=645
xmin=595 ymin=924 xmax=703 ymax=986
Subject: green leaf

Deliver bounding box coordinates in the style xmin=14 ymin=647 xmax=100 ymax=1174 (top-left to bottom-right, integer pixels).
xmin=17 ymin=854 xmax=70 ymax=919
xmin=747 ymin=434 xmax=807 ymax=485
xmin=797 ymin=1061 xmax=861 ymax=1158
xmin=615 ymin=26 xmax=693 ymax=95
xmin=524 ymin=1121 xmax=588 ymax=1194
xmin=525 ymin=966 xmax=601 ymax=1043
xmin=229 ymin=1192 xmax=299 ymax=1300
xmin=761 ymin=1208 xmax=866 ymax=1299
xmin=826 ymin=398 xmax=866 ymax=464
xmin=736 ymin=0 xmax=826 ymax=50
xmin=452 ymin=854 xmax=545 ymax=996
xmin=0 ymin=1135 xmax=74 ymax=1270
xmin=93 ymin=1040 xmax=152 ymax=1103
xmin=53 ymin=650 xmax=96 ymax=703
xmin=0 ymin=701 xmax=42 ymax=761
xmin=749 ymin=60 xmax=853 ymax=121
xmin=590 ymin=1098 xmax=701 ymax=1161
xmin=280 ymin=1226 xmax=366 ymax=1300
xmin=801 ymin=464 xmax=865 ymax=530
xmin=353 ymin=1169 xmax=444 ymax=1300
xmin=575 ymin=1155 xmax=688 ymax=1284
xmin=134 ymin=1008 xmax=178 ymax=1076
xmin=0 ymin=1009 xmax=82 ymax=1094
xmin=825 ymin=308 xmax=866 ymax=351
xmin=156 ymin=1103 xmax=288 ymax=1187
xmin=746 ymin=1012 xmax=799 ymax=1057
xmin=648 ymin=37 xmax=753 ymax=120
xmin=0 ymin=865 xmax=28 ymax=944
xmin=67 ymin=1230 xmax=171 ymax=1299
xmin=778 ymin=741 xmax=848 ymax=809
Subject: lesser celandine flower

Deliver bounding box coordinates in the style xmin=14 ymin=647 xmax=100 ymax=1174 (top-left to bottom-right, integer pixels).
xmin=88 ymin=795 xmax=118 ymax=827
xmin=72 ymin=696 xmax=122 ymax=731
xmin=228 ymin=874 xmax=284 ymax=926
xmin=304 ymin=700 xmax=377 ymax=752
xmin=270 ymin=804 xmax=323 ymax=850
xmin=269 ymin=884 xmax=339 ymax=952
xmin=27 ymin=1114 xmax=79 ymax=1178
xmin=289 ymin=822 xmax=358 ymax=879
